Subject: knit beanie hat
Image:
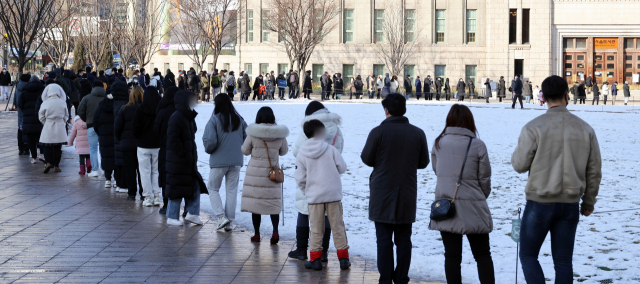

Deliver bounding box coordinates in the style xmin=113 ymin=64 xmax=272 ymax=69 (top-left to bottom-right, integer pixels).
xmin=92 ymin=80 xmax=104 ymax=88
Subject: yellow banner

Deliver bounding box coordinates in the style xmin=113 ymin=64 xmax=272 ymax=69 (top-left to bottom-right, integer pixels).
xmin=594 ymin=38 xmax=617 ymax=49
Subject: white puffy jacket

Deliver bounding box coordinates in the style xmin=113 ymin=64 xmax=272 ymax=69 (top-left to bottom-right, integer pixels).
xmin=291 ymin=108 xmax=344 ymax=214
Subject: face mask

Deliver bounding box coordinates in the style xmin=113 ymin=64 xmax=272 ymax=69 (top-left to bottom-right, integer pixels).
xmin=133 ymin=79 xmax=138 ymax=83
xmin=515 ymin=76 xmax=518 ymax=80
xmin=2 ymin=70 xmax=5 ymax=73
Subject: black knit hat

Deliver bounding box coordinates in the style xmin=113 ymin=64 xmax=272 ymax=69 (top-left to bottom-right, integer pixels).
xmin=92 ymin=80 xmax=104 ymax=88
xmin=305 ymin=101 xmax=325 ymax=116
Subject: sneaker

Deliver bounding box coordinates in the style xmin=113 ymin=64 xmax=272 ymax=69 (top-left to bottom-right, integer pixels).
xmin=30 ymin=158 xmax=38 ymax=164
xmin=127 ymin=195 xmax=136 ymax=201
xmin=216 ymin=216 xmax=230 ymax=230
xmin=88 ymin=171 xmax=99 ymax=177
xmin=105 ymin=181 xmax=111 ymax=188
xmin=153 ymin=197 xmax=162 ymax=206
xmin=167 ymin=218 xmax=183 ymax=226
xmin=159 ymin=205 xmax=167 ymax=214
xmin=54 ymin=167 xmax=62 ymax=173
xmin=142 ymin=198 xmax=154 ymax=207
xmin=117 ymin=187 xmax=128 ymax=193
xmin=224 ymin=222 xmax=233 ymax=232
xmin=43 ymin=163 xmax=53 ymax=173
xmin=184 ymin=213 xmax=203 ymax=225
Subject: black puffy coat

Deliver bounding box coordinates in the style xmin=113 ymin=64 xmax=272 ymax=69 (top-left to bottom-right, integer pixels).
xmin=165 ymin=90 xmax=207 ymax=199
xmin=154 ymin=86 xmax=178 ymax=188
xmin=78 ymin=79 xmax=92 ymax=102
xmin=361 ymin=116 xmax=430 ymax=224
xmin=165 ymin=70 xmax=176 ymax=88
xmin=18 ymin=81 xmax=45 ymax=134
xmin=0 ymin=71 xmax=10 ymax=86
xmin=303 ymin=73 xmax=312 ymax=92
xmin=114 ymin=101 xmax=140 ymax=152
xmin=93 ymin=96 xmax=116 ymax=172
xmin=132 ymin=86 xmax=161 ymax=149
xmin=112 ymin=81 xmax=130 ymax=165
xmin=187 ymin=71 xmax=200 ymax=91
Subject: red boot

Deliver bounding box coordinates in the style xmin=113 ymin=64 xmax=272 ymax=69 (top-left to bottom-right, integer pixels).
xmin=79 ymin=165 xmax=86 ymax=175
xmin=270 ymin=232 xmax=279 ymax=244
xmin=86 ymin=158 xmax=92 ymax=173
xmin=250 ymin=235 xmax=261 ymax=242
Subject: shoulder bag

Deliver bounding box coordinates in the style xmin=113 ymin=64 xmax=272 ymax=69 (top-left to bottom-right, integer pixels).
xmin=263 ymin=140 xmax=284 ymax=183
xmin=430 ymin=137 xmax=473 ymax=221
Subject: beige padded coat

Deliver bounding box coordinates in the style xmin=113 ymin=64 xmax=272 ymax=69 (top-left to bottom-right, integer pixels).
xmin=241 ymin=123 xmax=289 ymax=215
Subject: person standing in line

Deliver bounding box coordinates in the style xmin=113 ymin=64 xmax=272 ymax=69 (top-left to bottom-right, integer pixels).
xmin=585 ymin=75 xmax=593 ymax=94
xmin=295 ymin=119 xmax=351 ymax=271
xmin=353 ymin=75 xmax=364 ymax=100
xmin=623 ymin=81 xmax=631 ymax=105
xmin=165 ymin=69 xmax=176 ymax=88
xmin=511 ymin=75 xmax=524 ymax=109
xmin=113 ymin=81 xmax=131 ymax=193
xmin=200 ymin=72 xmax=210 ymax=102
xmin=403 ymin=75 xmax=412 ymax=100
xmin=382 ymin=73 xmax=391 ymax=98
xmin=456 ymin=78 xmax=466 ymax=101
xmin=15 ymin=74 xmax=30 ymax=156
xmin=468 ymin=79 xmax=475 ymax=103
xmin=601 ymin=81 xmax=609 ymax=105
xmin=611 ymin=81 xmax=618 ymax=105
xmin=512 ymin=75 xmax=601 ymax=284
xmin=532 ymin=85 xmax=540 ymax=105
xmin=132 ymin=86 xmax=162 ymax=207
xmin=241 ymin=72 xmax=252 ymax=101
xmin=414 ymin=76 xmax=422 ymax=100
xmin=251 ymin=74 xmax=263 ymax=101
xmin=430 ymin=104 xmax=495 ymax=284
xmin=444 ymin=78 xmax=451 ymax=101
xmin=389 ymin=76 xmax=399 ymax=93
xmin=19 ymin=76 xmax=45 ymax=164
xmin=334 ymin=73 xmax=344 ymax=100
xmin=210 ymin=69 xmax=222 ymax=99
xmin=434 ymin=77 xmax=442 ymax=101
xmin=288 ymin=70 xmax=300 ymax=99
xmin=289 ymin=101 xmax=343 ymax=263
xmin=93 ymin=84 xmax=119 ymax=188
xmin=591 ymin=81 xmax=600 ymax=105
xmin=426 ymin=75 xmax=434 ymax=101
xmin=241 ymin=107 xmax=289 ymax=243
xmin=77 ymin=80 xmax=106 ymax=177
xmin=165 ymin=90 xmax=208 ymax=226
xmin=0 ymin=68 xmax=11 ymax=100
xmin=578 ymin=81 xmax=587 ymax=104
xmin=522 ymin=80 xmax=532 ymax=104
xmin=115 ymin=86 xmax=144 ymax=201
xmin=154 ymin=86 xmax=178 ymax=214
xmin=67 ymin=116 xmax=91 ymax=175
xmin=203 ymin=93 xmax=248 ymax=232
xmin=484 ymin=78 xmax=492 ymax=103
xmin=38 ymin=84 xmax=69 ymax=173
xmin=303 ymin=71 xmax=312 ymax=100
xmin=498 ymin=76 xmax=506 ymax=102
xmin=570 ymin=82 xmax=578 ymax=105
xmin=361 ymin=94 xmax=430 ymax=284
xmin=225 ymin=71 xmax=236 ymax=101
xmin=367 ymin=73 xmax=376 ymax=99
xmin=320 ymin=72 xmax=328 ymax=101
xmin=325 ymin=73 xmax=333 ymax=100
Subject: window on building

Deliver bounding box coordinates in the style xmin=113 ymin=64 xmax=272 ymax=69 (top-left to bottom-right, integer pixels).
xmin=577 ymin=63 xmax=584 ymax=68
xmin=164 ymin=63 xmax=170 ymax=71
xmin=405 ymin=9 xmax=415 ymax=43
xmin=262 ymin=10 xmax=270 ymax=42
xmin=466 ymin=10 xmax=477 ymax=44
xmin=625 ymin=63 xmax=632 ymax=69
xmin=565 ymin=55 xmax=572 ymax=60
xmin=563 ymin=38 xmax=572 ymax=49
xmin=223 ymin=63 xmax=230 ymax=71
xmin=577 ymin=55 xmax=584 ymax=61
xmin=404 ymin=65 xmax=415 ymax=78
xmin=465 ymin=65 xmax=477 ymax=86
xmin=576 ymin=38 xmax=586 ymax=48
xmin=244 ymin=63 xmax=252 ymax=80
xmin=509 ymin=9 xmax=516 ymax=44
xmin=595 ymin=63 xmax=602 ymax=69
xmin=343 ymin=9 xmax=354 ymax=43
xmin=374 ymin=10 xmax=385 ymax=43
xmin=178 ymin=63 xmax=184 ymax=71
xmin=522 ymin=9 xmax=530 ymax=44
xmin=625 ymin=38 xmax=635 ymax=49
xmin=435 ymin=10 xmax=446 ymax=43
xmin=260 ymin=63 xmax=269 ymax=75
xmin=626 ymin=55 xmax=632 ymax=61
xmin=637 ymin=40 xmax=640 ymax=49
xmin=312 ymin=64 xmax=324 ymax=83
xmin=373 ymin=64 xmax=385 ymax=78
xmin=278 ymin=64 xmax=288 ymax=75
xmin=607 ymin=55 xmax=615 ymax=61
xmin=564 ymin=63 xmax=572 ymax=69
xmin=435 ymin=65 xmax=446 ymax=80
xmin=247 ymin=10 xmax=254 ymax=43
xmin=343 ymin=64 xmax=354 ymax=84
xmin=606 ymin=64 xmax=615 ymax=69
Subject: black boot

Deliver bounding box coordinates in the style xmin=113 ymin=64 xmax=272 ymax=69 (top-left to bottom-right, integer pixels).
xmin=288 ymin=227 xmax=309 ymax=260
xmin=321 ymin=228 xmax=331 ymax=262
xmin=340 ymin=258 xmax=351 ymax=270
xmin=304 ymin=258 xmax=322 ymax=270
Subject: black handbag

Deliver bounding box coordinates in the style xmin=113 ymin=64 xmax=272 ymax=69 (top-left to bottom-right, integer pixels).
xmin=430 ymin=137 xmax=473 ymax=222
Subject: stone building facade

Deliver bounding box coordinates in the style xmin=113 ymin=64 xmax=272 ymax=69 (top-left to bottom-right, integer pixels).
xmin=149 ymin=0 xmax=640 ymax=91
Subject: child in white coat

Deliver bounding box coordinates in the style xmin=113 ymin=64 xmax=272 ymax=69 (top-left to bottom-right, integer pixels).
xmin=295 ymin=119 xmax=350 ymax=271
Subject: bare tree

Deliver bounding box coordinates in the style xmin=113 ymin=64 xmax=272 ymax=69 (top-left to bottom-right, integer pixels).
xmin=0 ymin=0 xmax=59 ymax=76
xmin=76 ymin=0 xmax=116 ymax=70
xmin=266 ymin=0 xmax=340 ymax=77
xmin=129 ymin=0 xmax=170 ymax=69
xmin=43 ymin=0 xmax=81 ymax=68
xmin=373 ymin=5 xmax=423 ymax=78
xmin=169 ymin=0 xmax=212 ymax=71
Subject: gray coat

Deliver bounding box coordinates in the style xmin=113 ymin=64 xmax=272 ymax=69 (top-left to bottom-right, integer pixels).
xmin=202 ymin=113 xmax=248 ymax=168
xmin=429 ymin=127 xmax=493 ymax=235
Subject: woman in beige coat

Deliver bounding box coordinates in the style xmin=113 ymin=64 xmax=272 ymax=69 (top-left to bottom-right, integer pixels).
xmin=241 ymin=107 xmax=289 ymax=244
xmin=430 ymin=104 xmax=494 ymax=284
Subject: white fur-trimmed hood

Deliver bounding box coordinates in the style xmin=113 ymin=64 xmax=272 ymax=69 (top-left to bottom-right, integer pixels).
xmin=301 ymin=109 xmax=342 ymax=127
xmin=245 ymin=123 xmax=290 ymax=139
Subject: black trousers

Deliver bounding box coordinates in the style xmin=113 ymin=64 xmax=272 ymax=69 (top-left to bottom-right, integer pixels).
xmin=122 ymin=150 xmax=143 ymax=198
xmin=104 ymin=169 xmax=113 ymax=180
xmin=115 ymin=165 xmax=125 ymax=188
xmin=498 ymin=97 xmax=503 ymax=102
xmin=592 ymin=97 xmax=599 ymax=105
xmin=17 ymin=129 xmax=26 ymax=153
xmin=226 ymin=86 xmax=235 ymax=100
xmin=440 ymin=232 xmax=495 ymax=284
xmin=512 ymin=94 xmax=523 ymax=108
xmin=26 ymin=133 xmax=40 ymax=159
xmin=43 ymin=145 xmax=62 ymax=167
xmin=375 ymin=222 xmax=412 ymax=284
xmin=252 ymin=214 xmax=279 ymax=235
xmin=603 ymin=95 xmax=608 ymax=105
xmin=579 ymin=98 xmax=586 ymax=104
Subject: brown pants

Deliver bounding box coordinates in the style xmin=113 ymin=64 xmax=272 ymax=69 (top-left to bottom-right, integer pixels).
xmin=309 ymin=201 xmax=349 ymax=252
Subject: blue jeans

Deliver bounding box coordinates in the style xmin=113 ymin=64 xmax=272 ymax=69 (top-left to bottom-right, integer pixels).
xmin=166 ymin=188 xmax=201 ymax=220
xmin=369 ymin=91 xmax=375 ymax=99
xmin=520 ymin=200 xmax=579 ymax=284
xmin=289 ymin=85 xmax=298 ymax=99
xmin=278 ymin=88 xmax=285 ymax=99
xmin=87 ymin=127 xmax=100 ymax=171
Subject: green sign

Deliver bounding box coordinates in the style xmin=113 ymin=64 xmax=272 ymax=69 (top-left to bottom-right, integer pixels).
xmin=511 ymin=219 xmax=521 ymax=243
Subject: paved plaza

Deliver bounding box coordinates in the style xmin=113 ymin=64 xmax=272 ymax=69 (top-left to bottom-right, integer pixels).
xmin=0 ymin=111 xmax=442 ymax=284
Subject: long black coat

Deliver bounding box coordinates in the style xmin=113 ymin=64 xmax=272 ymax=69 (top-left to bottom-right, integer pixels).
xmin=154 ymin=87 xmax=178 ymax=188
xmin=361 ymin=116 xmax=430 ymax=224
xmin=165 ymin=91 xmax=207 ymax=199
xmin=303 ymin=74 xmax=312 ymax=91
xmin=456 ymin=80 xmax=466 ymax=94
xmin=93 ymin=97 xmax=116 ymax=172
xmin=0 ymin=71 xmax=11 ymax=86
xmin=578 ymin=83 xmax=587 ymax=99
xmin=114 ymin=102 xmax=140 ymax=152
xmin=18 ymin=81 xmax=45 ymax=134
xmin=444 ymin=79 xmax=450 ymax=94
xmin=498 ymin=78 xmax=506 ymax=97
xmin=112 ymin=81 xmax=130 ymax=165
xmin=165 ymin=71 xmax=176 ymax=88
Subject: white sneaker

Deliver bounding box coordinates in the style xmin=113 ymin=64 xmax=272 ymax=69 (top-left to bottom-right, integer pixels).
xmin=105 ymin=181 xmax=112 ymax=188
xmin=117 ymin=187 xmax=128 ymax=193
xmin=30 ymin=158 xmax=38 ymax=164
xmin=216 ymin=216 xmax=230 ymax=230
xmin=88 ymin=171 xmax=99 ymax=177
xmin=185 ymin=213 xmax=203 ymax=225
xmin=224 ymin=222 xmax=233 ymax=232
xmin=167 ymin=218 xmax=183 ymax=226
xmin=153 ymin=197 xmax=162 ymax=206
xmin=143 ymin=198 xmax=154 ymax=207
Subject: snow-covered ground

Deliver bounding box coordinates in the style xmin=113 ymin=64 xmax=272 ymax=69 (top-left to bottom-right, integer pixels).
xmin=188 ymin=99 xmax=640 ymax=283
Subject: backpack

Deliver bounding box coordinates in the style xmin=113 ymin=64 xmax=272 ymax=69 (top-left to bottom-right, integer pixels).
xmin=211 ymin=75 xmax=220 ymax=86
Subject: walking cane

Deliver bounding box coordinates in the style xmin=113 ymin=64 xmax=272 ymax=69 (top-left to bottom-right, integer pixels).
xmin=281 ymin=163 xmax=284 ymax=226
xmin=4 ymin=83 xmax=16 ymax=111
xmin=512 ymin=207 xmax=522 ymax=283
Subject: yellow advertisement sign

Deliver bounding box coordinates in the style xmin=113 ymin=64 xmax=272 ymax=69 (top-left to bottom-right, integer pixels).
xmin=594 ymin=38 xmax=618 ymax=49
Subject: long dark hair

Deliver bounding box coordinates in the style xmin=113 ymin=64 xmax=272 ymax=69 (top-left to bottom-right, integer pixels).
xmin=434 ymin=104 xmax=477 ymax=150
xmin=255 ymin=106 xmax=276 ymax=124
xmin=214 ymin=93 xmax=242 ymax=132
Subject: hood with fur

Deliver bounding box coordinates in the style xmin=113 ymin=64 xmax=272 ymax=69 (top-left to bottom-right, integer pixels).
xmin=298 ymin=137 xmax=329 ymax=159
xmin=245 ymin=123 xmax=289 ymax=140
xmin=301 ymin=108 xmax=341 ymax=127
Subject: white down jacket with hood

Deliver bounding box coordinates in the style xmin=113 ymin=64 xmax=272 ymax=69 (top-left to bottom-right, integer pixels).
xmin=294 ymin=138 xmax=347 ymax=205
xmin=292 ymin=108 xmax=344 ymax=214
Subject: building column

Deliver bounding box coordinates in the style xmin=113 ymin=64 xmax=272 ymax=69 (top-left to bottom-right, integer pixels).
xmin=516 ymin=2 xmax=522 ymax=45
xmin=618 ymin=37 xmax=624 ymax=84
xmin=586 ymin=37 xmax=593 ymax=79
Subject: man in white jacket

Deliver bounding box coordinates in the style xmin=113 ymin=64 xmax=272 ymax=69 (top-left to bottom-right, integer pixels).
xmin=295 ymin=119 xmax=350 ymax=271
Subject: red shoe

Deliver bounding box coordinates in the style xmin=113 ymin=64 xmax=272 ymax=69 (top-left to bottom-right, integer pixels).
xmin=250 ymin=235 xmax=261 ymax=242
xmin=270 ymin=232 xmax=279 ymax=244
xmin=86 ymin=158 xmax=92 ymax=173
xmin=79 ymin=165 xmax=86 ymax=175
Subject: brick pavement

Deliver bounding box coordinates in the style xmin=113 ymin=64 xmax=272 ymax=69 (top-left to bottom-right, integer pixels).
xmin=0 ymin=111 xmax=443 ymax=284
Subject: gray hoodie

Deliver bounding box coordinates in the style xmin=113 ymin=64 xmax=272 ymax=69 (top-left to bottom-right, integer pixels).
xmin=202 ymin=113 xmax=248 ymax=167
